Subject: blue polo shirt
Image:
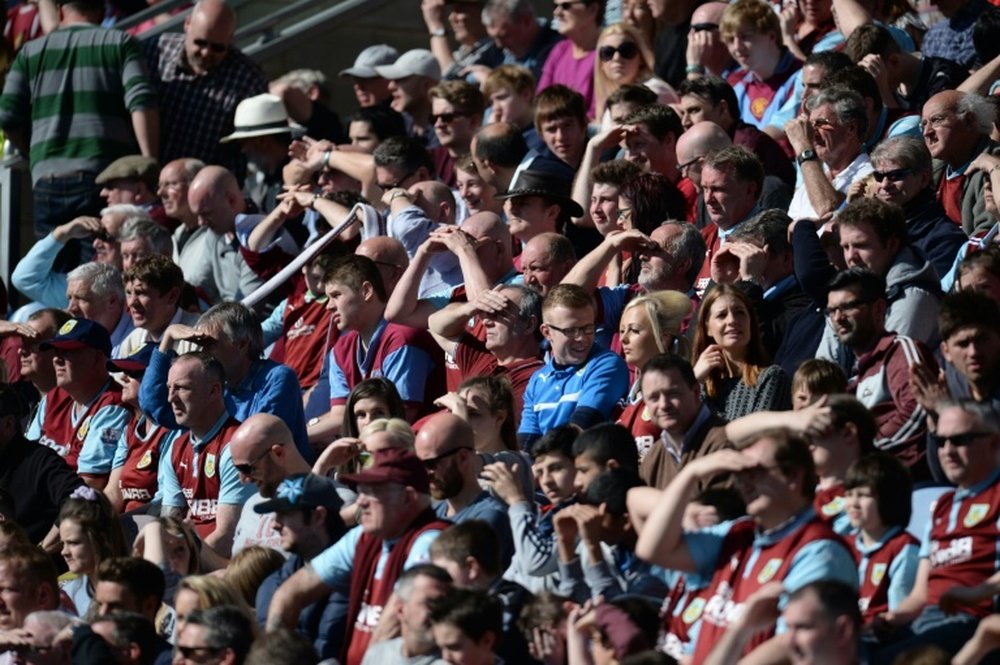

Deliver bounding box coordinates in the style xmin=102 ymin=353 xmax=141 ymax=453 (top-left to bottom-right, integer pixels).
xmin=518 ymin=344 xmax=629 ymax=443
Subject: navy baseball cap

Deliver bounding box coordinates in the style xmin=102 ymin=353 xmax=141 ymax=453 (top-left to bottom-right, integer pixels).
xmin=107 ymin=342 xmax=156 ymax=376
xmin=39 ymin=318 xmax=112 ymax=357
xmin=254 ymin=473 xmax=345 ymax=515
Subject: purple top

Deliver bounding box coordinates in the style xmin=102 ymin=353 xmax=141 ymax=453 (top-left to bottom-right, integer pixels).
xmin=537 ymin=39 xmax=596 ymax=118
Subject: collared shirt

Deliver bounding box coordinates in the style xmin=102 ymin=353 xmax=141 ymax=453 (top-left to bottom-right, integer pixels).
xmin=921 ymin=0 xmax=987 ymax=70
xmin=787 ymin=152 xmax=873 ymax=221
xmin=143 ymin=32 xmax=267 ymax=173
xmin=659 ymin=403 xmax=712 ymax=465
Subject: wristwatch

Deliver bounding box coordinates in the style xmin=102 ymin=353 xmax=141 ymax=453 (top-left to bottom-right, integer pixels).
xmin=429 ymin=28 xmax=447 ymax=37
xmin=796 ymin=148 xmax=818 ymax=165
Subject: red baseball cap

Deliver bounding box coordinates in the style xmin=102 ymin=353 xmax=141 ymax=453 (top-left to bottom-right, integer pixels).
xmin=339 ymin=447 xmax=430 ymax=494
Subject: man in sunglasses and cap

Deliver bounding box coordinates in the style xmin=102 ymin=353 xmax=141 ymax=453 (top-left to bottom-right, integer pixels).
xmin=875 ymin=401 xmax=1000 ymax=660
xmin=266 ymin=448 xmax=450 ymax=665
xmin=28 ymin=318 xmax=130 ymax=490
xmin=104 ymin=342 xmax=175 ymax=515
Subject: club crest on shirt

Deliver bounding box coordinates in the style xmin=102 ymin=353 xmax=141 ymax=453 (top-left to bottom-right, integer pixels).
xmin=870 ymin=563 xmax=887 ymax=586
xmin=204 ymin=453 xmax=216 ymax=478
xmin=77 ymin=416 xmax=92 ymax=441
xmin=757 ymin=558 xmax=783 ymax=584
xmin=821 ymin=497 xmax=845 ymax=517
xmin=683 ymin=597 xmax=706 ymax=624
xmin=964 ymin=504 xmax=990 ymax=528
xmin=641 ymin=405 xmax=652 ymax=421
xmin=136 ymin=449 xmax=153 ymax=470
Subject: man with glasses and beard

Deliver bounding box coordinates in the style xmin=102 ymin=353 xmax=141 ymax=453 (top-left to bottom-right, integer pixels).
xmin=824 ymin=269 xmax=936 ymax=480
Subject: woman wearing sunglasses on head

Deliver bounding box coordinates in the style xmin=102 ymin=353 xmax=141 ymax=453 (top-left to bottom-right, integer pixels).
xmin=594 ymin=22 xmax=677 ymax=128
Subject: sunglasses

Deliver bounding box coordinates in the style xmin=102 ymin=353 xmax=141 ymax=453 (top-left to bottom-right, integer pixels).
xmin=931 ymin=432 xmax=993 ymax=448
xmin=598 ymin=42 xmax=639 ymax=62
xmin=871 ymin=168 xmax=914 ymax=183
xmin=92 ymin=229 xmax=116 ymax=243
xmin=193 ymin=38 xmax=228 ymax=54
xmin=233 ymin=447 xmax=271 ymax=476
xmin=554 ymin=0 xmax=585 ymax=10
xmin=691 ymin=22 xmax=719 ymax=32
xmin=431 ymin=111 xmax=469 ymax=125
xmin=422 ymin=445 xmax=472 ymax=470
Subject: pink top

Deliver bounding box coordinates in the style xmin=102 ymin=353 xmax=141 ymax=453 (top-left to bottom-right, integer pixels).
xmin=537 ymin=39 xmax=596 ymax=118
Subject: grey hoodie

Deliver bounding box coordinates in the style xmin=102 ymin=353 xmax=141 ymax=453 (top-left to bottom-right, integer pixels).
xmin=818 ymin=245 xmax=941 ymax=370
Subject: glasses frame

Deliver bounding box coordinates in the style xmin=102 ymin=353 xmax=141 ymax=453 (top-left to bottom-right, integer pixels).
xmin=598 ymin=42 xmax=639 ymax=62
xmin=545 ymin=322 xmax=597 ymax=339
xmin=233 ymin=446 xmax=271 ymax=476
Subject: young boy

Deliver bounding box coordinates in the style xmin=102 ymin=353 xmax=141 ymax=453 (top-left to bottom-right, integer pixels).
xmin=484 ymin=426 xmax=578 ymax=594
xmin=844 ymin=453 xmax=919 ymax=630
xmin=555 ymin=466 xmax=669 ymax=603
xmin=430 ymin=521 xmax=534 ymax=665
xmin=428 ymin=588 xmax=504 ymax=665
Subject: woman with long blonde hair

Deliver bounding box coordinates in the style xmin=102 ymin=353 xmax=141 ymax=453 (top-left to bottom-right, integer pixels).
xmin=617 ymin=290 xmax=692 ymax=461
xmin=594 ymin=22 xmax=676 ymax=127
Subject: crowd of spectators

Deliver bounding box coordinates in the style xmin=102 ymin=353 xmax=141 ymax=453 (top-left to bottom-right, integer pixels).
xmin=3 ymin=0 xmax=1000 ymax=662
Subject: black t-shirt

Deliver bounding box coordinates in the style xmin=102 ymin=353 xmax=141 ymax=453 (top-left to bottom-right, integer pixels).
xmin=898 ymin=56 xmax=970 ymax=110
xmin=0 ymin=435 xmax=83 ymax=543
xmin=654 ymin=21 xmax=691 ymax=89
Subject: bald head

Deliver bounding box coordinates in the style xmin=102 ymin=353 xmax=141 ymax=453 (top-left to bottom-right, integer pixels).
xmin=188 ymin=166 xmax=242 ymax=234
xmin=230 ymin=413 xmax=294 ymax=458
xmin=357 ymin=237 xmax=409 ymax=292
xmin=462 ymin=211 xmax=507 ymax=242
xmin=676 ymin=122 xmax=732 ymax=188
xmin=691 ymin=2 xmax=727 ymax=25
xmin=228 ymin=413 xmax=305 ymax=496
xmin=461 ymin=211 xmax=514 ymax=280
xmin=409 ymin=181 xmax=456 ymax=225
xmin=185 ymin=0 xmax=236 ymax=75
xmin=414 ymin=412 xmax=473 ymax=459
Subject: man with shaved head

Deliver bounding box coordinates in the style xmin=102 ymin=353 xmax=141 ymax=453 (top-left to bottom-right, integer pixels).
xmin=414 ymin=412 xmax=514 ymax=565
xmin=675 ymin=121 xmax=732 ymax=192
xmin=678 ymin=76 xmax=795 ymax=188
xmin=686 ymin=2 xmax=732 ymax=78
xmin=161 ymin=157 xmax=216 ymax=298
xmin=187 ymin=165 xmax=264 ymax=304
xmin=229 ymin=414 xmax=316 ymax=555
xmin=386 ymin=211 xmax=521 ymax=330
xmin=143 ymin=0 xmax=267 ymax=175
xmin=381 ymin=179 xmax=462 ymax=298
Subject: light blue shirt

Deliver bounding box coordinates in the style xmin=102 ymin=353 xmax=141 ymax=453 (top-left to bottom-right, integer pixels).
xmin=310 ymin=524 xmax=442 ymax=590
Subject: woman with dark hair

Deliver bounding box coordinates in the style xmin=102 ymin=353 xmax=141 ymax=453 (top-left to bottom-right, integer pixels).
xmin=956 ymin=245 xmax=1000 ymax=304
xmin=311 ymin=378 xmax=406 ymax=476
xmin=436 ymin=375 xmax=534 ymax=497
xmin=691 ymin=284 xmax=790 ymax=419
xmin=618 ymin=172 xmax=688 ymax=235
